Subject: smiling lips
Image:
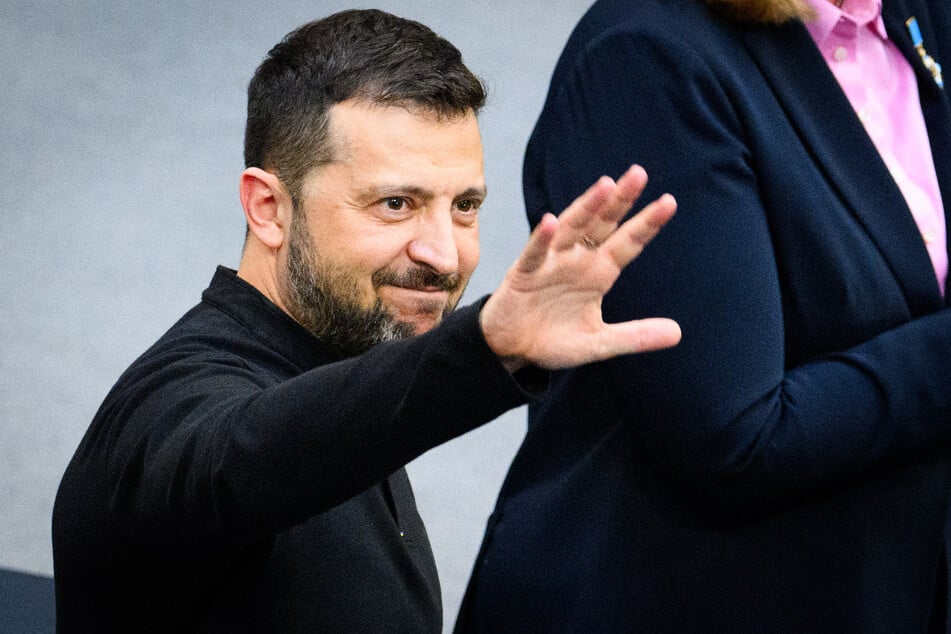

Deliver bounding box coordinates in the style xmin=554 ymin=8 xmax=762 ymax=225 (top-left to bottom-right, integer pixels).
xmin=371 ymin=266 xmax=461 ymax=294
xmin=372 ymin=267 xmax=462 ymax=332
xmin=382 ymin=285 xmax=450 ymax=311
xmin=377 ymin=285 xmax=451 ymax=334
xmin=392 ymin=284 xmax=448 ymax=294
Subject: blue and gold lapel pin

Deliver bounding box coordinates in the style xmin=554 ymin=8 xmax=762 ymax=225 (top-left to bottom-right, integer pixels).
xmin=906 ymin=17 xmax=944 ymax=89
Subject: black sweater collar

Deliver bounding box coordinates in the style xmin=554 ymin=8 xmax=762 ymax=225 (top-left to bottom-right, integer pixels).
xmin=201 ymin=266 xmax=339 ymax=372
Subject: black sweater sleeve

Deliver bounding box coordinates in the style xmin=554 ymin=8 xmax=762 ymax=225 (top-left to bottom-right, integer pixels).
xmin=69 ymin=301 xmax=541 ymax=549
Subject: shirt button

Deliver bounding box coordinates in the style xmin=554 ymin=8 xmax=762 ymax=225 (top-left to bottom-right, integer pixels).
xmin=857 ymin=107 xmax=870 ymax=123
xmin=833 ymin=46 xmax=848 ymax=61
xmin=922 ymin=231 xmax=935 ymax=244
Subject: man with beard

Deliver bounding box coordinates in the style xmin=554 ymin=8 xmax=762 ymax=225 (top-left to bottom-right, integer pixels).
xmin=51 ymin=9 xmax=680 ymax=633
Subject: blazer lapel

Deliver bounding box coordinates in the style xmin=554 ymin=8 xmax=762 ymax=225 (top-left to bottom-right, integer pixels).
xmin=742 ymin=18 xmax=944 ymax=315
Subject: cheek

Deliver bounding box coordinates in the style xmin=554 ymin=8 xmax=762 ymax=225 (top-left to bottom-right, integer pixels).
xmin=456 ymin=227 xmax=480 ymax=277
xmin=347 ymin=233 xmax=411 ymax=276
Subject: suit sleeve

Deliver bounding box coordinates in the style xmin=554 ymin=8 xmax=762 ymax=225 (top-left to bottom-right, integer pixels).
xmin=97 ymin=302 xmax=541 ymax=548
xmin=527 ymin=28 xmax=951 ymax=506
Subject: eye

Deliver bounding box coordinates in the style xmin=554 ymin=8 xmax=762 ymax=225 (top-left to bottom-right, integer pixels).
xmin=375 ymin=196 xmax=414 ymax=220
xmin=385 ymin=197 xmax=406 ymax=211
xmin=453 ymin=199 xmax=481 ymax=226
xmin=455 ymin=199 xmax=481 ymax=213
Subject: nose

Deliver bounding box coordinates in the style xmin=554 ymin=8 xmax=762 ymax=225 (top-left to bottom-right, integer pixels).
xmin=406 ymin=210 xmax=459 ymax=275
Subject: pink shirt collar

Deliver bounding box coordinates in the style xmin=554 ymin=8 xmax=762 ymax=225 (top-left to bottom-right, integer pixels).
xmin=804 ymin=0 xmax=887 ymax=42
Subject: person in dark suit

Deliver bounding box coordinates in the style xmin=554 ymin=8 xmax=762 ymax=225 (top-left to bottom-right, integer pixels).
xmin=458 ymin=0 xmax=951 ymax=630
xmin=51 ymin=9 xmax=682 ymax=632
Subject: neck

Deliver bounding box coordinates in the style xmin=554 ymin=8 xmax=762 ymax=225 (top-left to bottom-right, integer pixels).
xmin=237 ymin=240 xmax=288 ymax=314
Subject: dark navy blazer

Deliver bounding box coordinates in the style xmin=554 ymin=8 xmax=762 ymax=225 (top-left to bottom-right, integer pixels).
xmin=459 ymin=0 xmax=951 ymax=631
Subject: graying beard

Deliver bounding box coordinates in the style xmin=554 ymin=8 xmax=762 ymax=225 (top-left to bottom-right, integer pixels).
xmin=283 ymin=220 xmax=413 ymax=356
xmin=376 ymin=320 xmax=406 ymax=344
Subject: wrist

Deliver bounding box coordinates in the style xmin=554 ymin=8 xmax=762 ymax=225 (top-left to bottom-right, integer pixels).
xmin=479 ymin=297 xmax=527 ymax=374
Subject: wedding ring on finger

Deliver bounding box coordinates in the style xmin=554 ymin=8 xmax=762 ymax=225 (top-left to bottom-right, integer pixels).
xmin=580 ymin=235 xmax=600 ymax=250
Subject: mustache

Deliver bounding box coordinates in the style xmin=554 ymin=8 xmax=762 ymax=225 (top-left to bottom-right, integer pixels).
xmin=372 ymin=267 xmax=462 ymax=293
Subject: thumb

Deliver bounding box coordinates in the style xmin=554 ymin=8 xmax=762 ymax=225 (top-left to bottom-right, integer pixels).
xmin=601 ymin=318 xmax=682 ymax=357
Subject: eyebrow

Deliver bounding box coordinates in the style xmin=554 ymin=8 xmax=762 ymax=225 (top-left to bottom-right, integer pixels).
xmin=368 ymin=185 xmax=488 ymax=202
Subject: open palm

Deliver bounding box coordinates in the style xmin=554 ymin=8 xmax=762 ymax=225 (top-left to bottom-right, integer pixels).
xmin=481 ymin=165 xmax=681 ymax=372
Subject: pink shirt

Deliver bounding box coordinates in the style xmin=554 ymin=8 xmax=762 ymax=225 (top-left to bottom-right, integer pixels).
xmin=805 ymin=0 xmax=947 ymax=295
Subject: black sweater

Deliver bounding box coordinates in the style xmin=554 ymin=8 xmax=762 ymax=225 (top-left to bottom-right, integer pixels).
xmin=53 ymin=266 xmax=539 ymax=632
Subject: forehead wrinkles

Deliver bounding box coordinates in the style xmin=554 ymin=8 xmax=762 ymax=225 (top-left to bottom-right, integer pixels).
xmin=328 ymin=99 xmax=479 ymax=159
xmin=302 ymin=101 xmax=483 ymax=202
xmin=323 ymin=100 xmax=407 ymax=166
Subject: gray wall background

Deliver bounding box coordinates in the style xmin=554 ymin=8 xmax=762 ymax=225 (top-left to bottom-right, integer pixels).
xmin=0 ymin=0 xmax=594 ymax=627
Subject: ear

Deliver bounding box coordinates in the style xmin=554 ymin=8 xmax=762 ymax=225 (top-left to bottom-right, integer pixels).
xmin=240 ymin=167 xmax=292 ymax=249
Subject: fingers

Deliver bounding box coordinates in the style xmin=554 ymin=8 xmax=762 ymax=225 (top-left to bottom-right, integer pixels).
xmin=550 ymin=176 xmax=614 ymax=250
xmin=515 ymin=213 xmax=558 ymax=273
xmin=603 ymin=164 xmax=649 ymax=227
xmin=603 ymin=317 xmax=682 ymax=358
xmin=516 ymin=168 xmax=674 ymax=276
xmin=552 ymin=165 xmax=648 ymax=251
xmin=602 ymin=193 xmax=677 ymax=268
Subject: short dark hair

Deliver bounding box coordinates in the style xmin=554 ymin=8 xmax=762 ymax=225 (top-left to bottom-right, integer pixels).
xmin=244 ymin=9 xmax=486 ymax=203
